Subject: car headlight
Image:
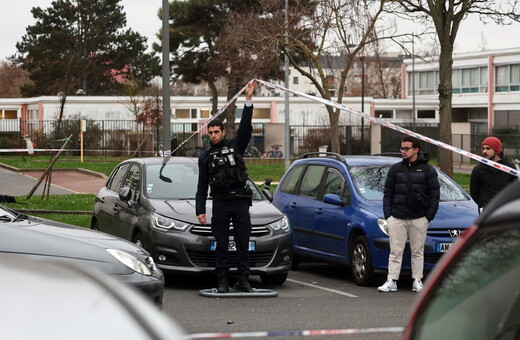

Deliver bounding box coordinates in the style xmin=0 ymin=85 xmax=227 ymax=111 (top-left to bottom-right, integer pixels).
xmin=378 ymin=218 xmax=389 ymax=235
xmin=151 ymin=213 xmax=190 ymax=232
xmin=107 ymin=249 xmax=152 ymax=276
xmin=268 ymin=215 xmax=290 ymax=233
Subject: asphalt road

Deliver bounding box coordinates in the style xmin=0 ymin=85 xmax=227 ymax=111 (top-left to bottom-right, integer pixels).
xmin=162 ymin=262 xmax=418 ymax=340
xmin=0 ymin=166 xmax=74 ymax=197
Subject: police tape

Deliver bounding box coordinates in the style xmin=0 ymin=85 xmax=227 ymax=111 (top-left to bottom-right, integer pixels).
xmin=254 ymin=78 xmax=519 ymax=178
xmin=0 ymin=148 xmax=157 ymax=154
xmin=185 ymin=326 xmax=404 ymax=339
xmin=171 ymin=80 xmax=254 ymax=155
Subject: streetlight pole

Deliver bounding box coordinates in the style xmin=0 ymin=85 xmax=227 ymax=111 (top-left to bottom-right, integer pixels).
xmin=162 ymin=0 xmax=171 ymax=156
xmin=284 ymin=0 xmax=290 ymax=170
xmin=402 ymin=34 xmax=416 ymax=131
xmin=360 ymin=55 xmax=365 ymax=153
xmin=411 ymin=34 xmax=416 ymax=131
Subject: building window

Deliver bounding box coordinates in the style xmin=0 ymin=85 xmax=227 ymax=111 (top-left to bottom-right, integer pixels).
xmin=200 ymin=109 xmax=210 ymax=118
xmin=495 ymin=64 xmax=520 ymax=92
xmin=293 ymin=76 xmax=299 ymax=85
xmin=375 ymin=110 xmax=393 ymax=119
xmin=175 ymin=109 xmax=190 ymax=119
xmin=417 ymin=110 xmax=436 ymax=119
xmin=452 ymin=66 xmax=488 ymax=94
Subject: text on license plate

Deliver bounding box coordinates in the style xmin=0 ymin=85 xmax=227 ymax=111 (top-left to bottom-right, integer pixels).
xmin=210 ymin=241 xmax=256 ymax=251
xmin=437 ymin=243 xmax=453 ymax=252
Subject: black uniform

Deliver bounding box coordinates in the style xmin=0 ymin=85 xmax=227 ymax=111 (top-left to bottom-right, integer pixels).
xmin=195 ymin=104 xmax=253 ymax=274
xmin=470 ymin=153 xmax=517 ymax=210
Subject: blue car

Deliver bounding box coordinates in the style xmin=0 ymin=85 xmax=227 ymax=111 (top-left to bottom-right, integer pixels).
xmin=272 ymin=152 xmax=478 ymax=285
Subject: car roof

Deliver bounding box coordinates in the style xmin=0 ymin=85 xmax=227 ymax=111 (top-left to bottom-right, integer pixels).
xmin=295 ymin=153 xmax=401 ymax=167
xmin=122 ymin=156 xmax=198 ymax=166
xmin=0 ymin=255 xmax=184 ymax=339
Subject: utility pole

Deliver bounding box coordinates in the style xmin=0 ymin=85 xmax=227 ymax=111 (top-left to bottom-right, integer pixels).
xmin=162 ymin=0 xmax=171 ymax=156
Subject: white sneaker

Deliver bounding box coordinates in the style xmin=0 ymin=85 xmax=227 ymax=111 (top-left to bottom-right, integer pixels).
xmin=412 ymin=278 xmax=423 ymax=292
xmin=378 ymin=279 xmax=397 ymax=292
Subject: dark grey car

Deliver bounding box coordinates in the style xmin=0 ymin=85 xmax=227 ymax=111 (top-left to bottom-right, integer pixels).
xmin=0 ymin=205 xmax=164 ymax=306
xmin=91 ymin=157 xmax=292 ymax=285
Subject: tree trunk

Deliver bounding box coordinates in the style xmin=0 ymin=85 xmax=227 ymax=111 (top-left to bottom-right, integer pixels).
xmin=437 ymin=41 xmax=454 ymax=177
xmin=209 ymin=80 xmax=218 ymax=115
xmin=223 ymin=80 xmax=241 ymax=138
xmin=328 ymin=107 xmax=340 ymax=153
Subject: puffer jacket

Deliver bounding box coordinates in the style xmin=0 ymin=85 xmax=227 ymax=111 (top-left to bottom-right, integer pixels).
xmin=470 ymin=153 xmax=517 ymax=209
xmin=383 ymin=153 xmax=440 ymax=221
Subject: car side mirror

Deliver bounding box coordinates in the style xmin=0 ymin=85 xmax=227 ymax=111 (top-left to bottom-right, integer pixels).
xmin=323 ymin=193 xmax=345 ymax=206
xmin=262 ymin=188 xmax=273 ymax=202
xmin=118 ymin=187 xmax=132 ymax=202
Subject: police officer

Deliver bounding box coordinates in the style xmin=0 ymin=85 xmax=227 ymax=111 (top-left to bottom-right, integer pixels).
xmin=195 ymin=81 xmax=256 ymax=293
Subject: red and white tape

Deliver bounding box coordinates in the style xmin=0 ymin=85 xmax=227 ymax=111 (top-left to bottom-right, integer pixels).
xmin=254 ymin=78 xmax=519 ymax=178
xmin=185 ymin=326 xmax=404 ymax=339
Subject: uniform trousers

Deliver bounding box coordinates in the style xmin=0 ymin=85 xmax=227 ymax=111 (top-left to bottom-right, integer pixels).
xmin=211 ymin=197 xmax=252 ymax=273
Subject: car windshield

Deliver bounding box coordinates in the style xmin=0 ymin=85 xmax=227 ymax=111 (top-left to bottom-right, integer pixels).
xmin=145 ymin=162 xmax=263 ymax=201
xmin=349 ymin=165 xmax=469 ymax=202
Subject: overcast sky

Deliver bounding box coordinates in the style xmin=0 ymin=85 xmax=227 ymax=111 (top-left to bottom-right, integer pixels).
xmin=1 ymin=1 xmax=520 ymax=62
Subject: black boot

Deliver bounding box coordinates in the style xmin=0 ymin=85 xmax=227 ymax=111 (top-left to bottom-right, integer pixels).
xmin=234 ymin=271 xmax=253 ymax=292
xmin=216 ymin=272 xmax=229 ymax=293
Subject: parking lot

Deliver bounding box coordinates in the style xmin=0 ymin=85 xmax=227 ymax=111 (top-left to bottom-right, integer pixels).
xmin=163 ymin=262 xmax=417 ymax=340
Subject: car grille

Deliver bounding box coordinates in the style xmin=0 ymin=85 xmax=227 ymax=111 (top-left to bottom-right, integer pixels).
xmin=187 ymin=250 xmax=274 ymax=268
xmin=427 ymin=227 xmax=466 ymax=238
xmin=190 ymin=225 xmax=271 ymax=237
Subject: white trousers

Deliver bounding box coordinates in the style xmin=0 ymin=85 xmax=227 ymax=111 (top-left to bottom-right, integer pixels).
xmin=387 ymin=216 xmax=429 ymax=281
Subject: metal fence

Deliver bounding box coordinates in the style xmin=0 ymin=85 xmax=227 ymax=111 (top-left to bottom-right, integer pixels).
xmin=1 ymin=118 xmax=519 ymax=162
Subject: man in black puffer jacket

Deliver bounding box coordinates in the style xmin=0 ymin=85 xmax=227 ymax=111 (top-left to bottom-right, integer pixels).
xmin=378 ymin=136 xmax=440 ymax=293
xmin=470 ymin=136 xmax=517 ymax=212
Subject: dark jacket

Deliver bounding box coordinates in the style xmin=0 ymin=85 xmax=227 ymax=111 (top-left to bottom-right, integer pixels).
xmin=195 ymin=103 xmax=253 ymax=216
xmin=383 ymin=153 xmax=440 ymax=221
xmin=470 ymin=153 xmax=517 ymax=209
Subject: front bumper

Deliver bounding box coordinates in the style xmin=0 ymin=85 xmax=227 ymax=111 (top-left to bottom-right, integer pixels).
xmin=113 ymin=269 xmax=164 ymax=307
xmin=150 ymin=226 xmax=292 ymax=276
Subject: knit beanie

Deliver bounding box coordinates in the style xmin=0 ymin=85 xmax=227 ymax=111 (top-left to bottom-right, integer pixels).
xmin=481 ymin=136 xmax=502 ymax=154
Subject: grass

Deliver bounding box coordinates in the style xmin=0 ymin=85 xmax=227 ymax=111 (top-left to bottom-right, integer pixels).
xmin=1 ymin=155 xmax=473 ymax=228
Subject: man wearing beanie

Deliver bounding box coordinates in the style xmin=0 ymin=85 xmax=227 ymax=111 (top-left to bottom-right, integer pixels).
xmin=470 ymin=136 xmax=517 ymax=211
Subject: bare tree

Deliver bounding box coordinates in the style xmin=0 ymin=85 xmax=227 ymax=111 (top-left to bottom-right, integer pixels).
xmin=389 ymin=0 xmax=520 ymax=177
xmin=229 ymin=0 xmax=392 ymax=153
xmin=0 ymin=61 xmax=32 ymax=98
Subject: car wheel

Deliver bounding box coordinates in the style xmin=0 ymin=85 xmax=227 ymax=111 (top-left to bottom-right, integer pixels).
xmin=260 ymin=272 xmax=288 ymax=285
xmin=91 ymin=220 xmax=99 ymax=231
xmin=350 ymin=235 xmax=374 ymax=286
xmin=133 ymin=232 xmax=144 ymax=249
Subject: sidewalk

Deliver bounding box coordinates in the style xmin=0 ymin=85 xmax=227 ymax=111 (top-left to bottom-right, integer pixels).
xmin=21 ymin=169 xmax=107 ymax=195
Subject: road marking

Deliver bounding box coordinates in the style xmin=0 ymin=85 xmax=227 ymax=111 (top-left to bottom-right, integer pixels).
xmin=287 ymin=278 xmax=358 ymax=297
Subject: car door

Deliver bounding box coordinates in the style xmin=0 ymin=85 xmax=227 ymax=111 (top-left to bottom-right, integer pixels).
xmin=113 ymin=163 xmax=142 ymax=241
xmin=95 ymin=163 xmax=130 ymax=235
xmin=289 ymin=164 xmax=326 ymax=252
xmin=313 ymin=167 xmax=354 ymax=257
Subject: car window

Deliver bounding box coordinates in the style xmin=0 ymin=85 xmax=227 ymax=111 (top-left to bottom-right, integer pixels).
xmin=123 ymin=164 xmax=140 ymax=201
xmin=279 ymin=165 xmax=305 ymax=194
xmin=298 ymin=165 xmax=326 ymax=199
xmin=322 ymin=168 xmax=345 ymax=197
xmin=411 ymin=226 xmax=520 ymax=340
xmin=106 ymin=163 xmax=130 ymax=192
xmin=349 ymin=165 xmax=470 ymax=202
xmin=145 ymin=162 xmax=199 ymax=199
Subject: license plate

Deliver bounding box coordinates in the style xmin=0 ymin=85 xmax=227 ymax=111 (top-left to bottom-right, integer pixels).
xmin=210 ymin=241 xmax=256 ymax=251
xmin=437 ymin=243 xmax=453 ymax=253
